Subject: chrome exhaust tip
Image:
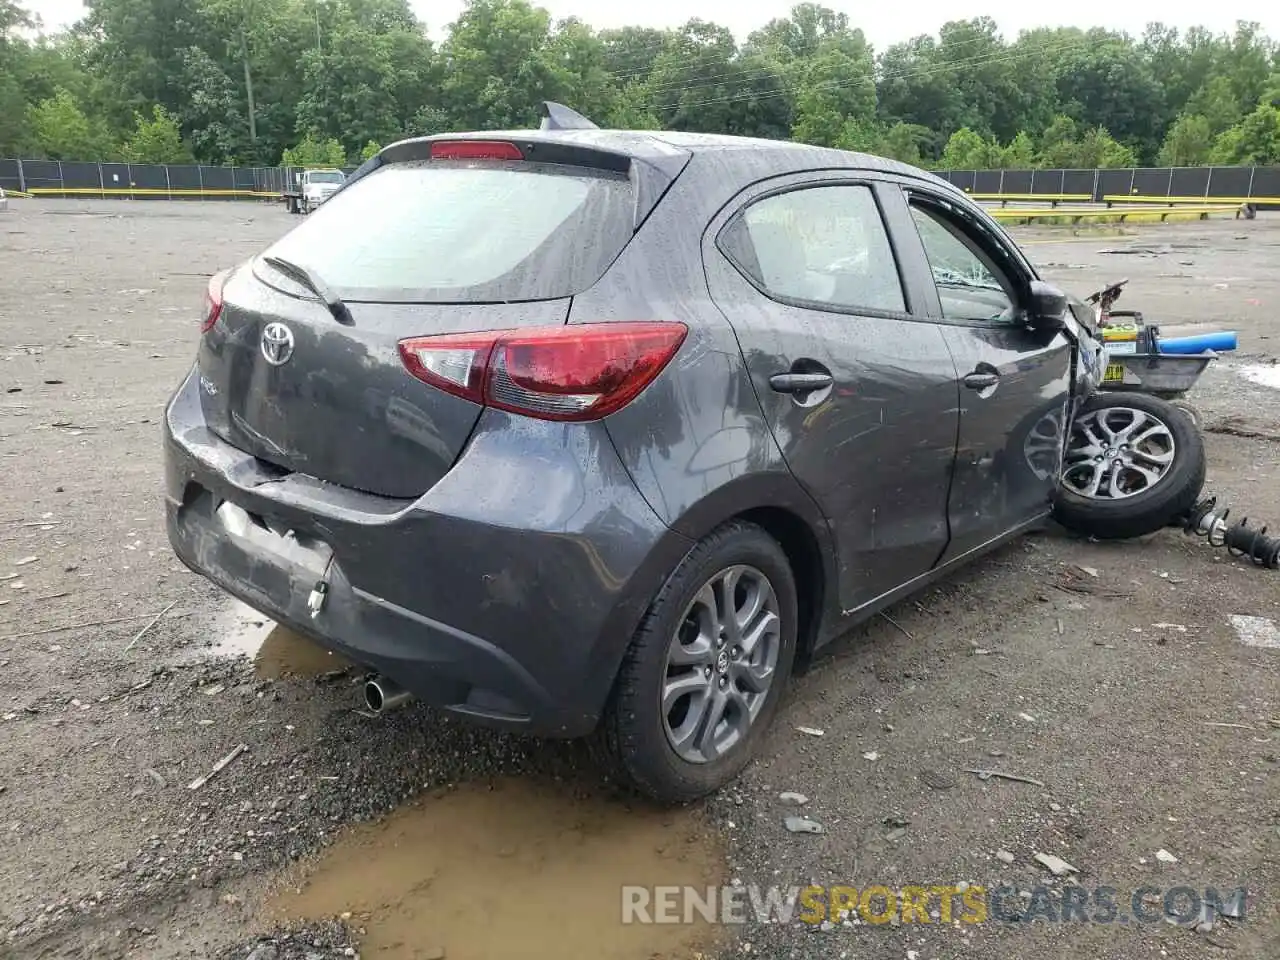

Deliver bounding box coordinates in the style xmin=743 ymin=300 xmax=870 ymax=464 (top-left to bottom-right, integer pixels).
xmin=364 ymin=676 xmax=412 ymax=714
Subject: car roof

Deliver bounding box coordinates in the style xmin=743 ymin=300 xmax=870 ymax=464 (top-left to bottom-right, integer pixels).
xmin=393 ymin=127 xmax=960 ymax=195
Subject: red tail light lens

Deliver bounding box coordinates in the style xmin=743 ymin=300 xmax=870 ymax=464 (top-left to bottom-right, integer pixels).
xmin=398 ymin=322 xmax=688 ymax=421
xmin=201 ymin=270 xmax=227 ymax=334
xmin=429 ymin=140 xmax=524 ymax=161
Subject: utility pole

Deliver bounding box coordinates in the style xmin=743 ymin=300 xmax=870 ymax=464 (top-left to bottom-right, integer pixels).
xmin=241 ymin=28 xmax=257 ymax=144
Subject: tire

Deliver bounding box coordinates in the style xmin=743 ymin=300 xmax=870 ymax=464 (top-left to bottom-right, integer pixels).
xmin=594 ymin=521 xmax=798 ymax=803
xmin=1053 ymin=391 xmax=1205 ymax=540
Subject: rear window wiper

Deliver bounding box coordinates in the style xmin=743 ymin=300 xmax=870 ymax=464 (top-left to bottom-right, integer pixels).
xmin=261 ymin=255 xmax=353 ymax=325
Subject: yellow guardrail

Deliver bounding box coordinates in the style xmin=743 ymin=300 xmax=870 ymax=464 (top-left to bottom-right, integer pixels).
xmin=968 ymin=192 xmax=1093 ymax=207
xmin=2 ymin=188 xmax=33 ymax=198
xmin=988 ymin=204 xmax=1242 ymax=223
xmin=25 ymin=186 xmax=282 ymax=199
xmin=1103 ymin=194 xmax=1277 ymax=207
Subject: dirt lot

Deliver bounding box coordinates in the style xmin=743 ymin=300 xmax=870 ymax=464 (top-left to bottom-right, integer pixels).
xmin=1 ymin=200 xmax=1279 ymax=960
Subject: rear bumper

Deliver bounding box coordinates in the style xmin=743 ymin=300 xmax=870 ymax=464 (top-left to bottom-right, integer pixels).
xmin=164 ymin=366 xmax=691 ymax=736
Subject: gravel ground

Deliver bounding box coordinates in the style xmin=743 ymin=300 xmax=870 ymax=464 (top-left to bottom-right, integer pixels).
xmin=1 ymin=200 xmax=1278 ymax=960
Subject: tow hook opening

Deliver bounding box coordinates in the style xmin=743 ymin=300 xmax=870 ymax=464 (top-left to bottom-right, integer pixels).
xmin=365 ymin=676 xmax=413 ymax=714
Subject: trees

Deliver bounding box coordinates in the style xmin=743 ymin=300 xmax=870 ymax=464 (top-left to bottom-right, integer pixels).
xmin=1210 ymin=103 xmax=1280 ymax=164
xmin=294 ymin=0 xmax=436 ymax=158
xmin=1159 ymin=114 xmax=1213 ymax=166
xmin=940 ymin=128 xmax=997 ymax=169
xmin=281 ymin=135 xmax=347 ymax=167
xmin=123 ymin=105 xmax=194 ymax=162
xmin=27 ymin=89 xmax=115 ymax=160
xmin=1 ymin=0 xmax=1279 ymax=172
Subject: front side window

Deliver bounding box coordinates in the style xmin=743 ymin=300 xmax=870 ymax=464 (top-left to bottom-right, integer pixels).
xmin=909 ymin=203 xmax=1017 ymax=324
xmin=721 ymin=184 xmax=906 ymax=314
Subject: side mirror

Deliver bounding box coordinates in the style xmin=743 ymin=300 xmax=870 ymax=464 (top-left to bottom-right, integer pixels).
xmin=1028 ymin=280 xmax=1068 ymax=330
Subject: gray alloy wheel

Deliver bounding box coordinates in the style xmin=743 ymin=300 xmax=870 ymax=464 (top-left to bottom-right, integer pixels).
xmin=1061 ymin=404 xmax=1176 ymax=500
xmin=660 ymin=564 xmax=781 ymax=764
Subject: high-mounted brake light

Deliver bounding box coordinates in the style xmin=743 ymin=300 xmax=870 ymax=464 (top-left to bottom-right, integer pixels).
xmin=201 ymin=270 xmax=227 ymax=334
xmin=398 ymin=322 xmax=688 ymax=421
xmin=429 ymin=140 xmax=524 ymax=161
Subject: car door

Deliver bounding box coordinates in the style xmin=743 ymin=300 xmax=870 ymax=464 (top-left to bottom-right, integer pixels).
xmin=890 ymin=185 xmax=1075 ymax=562
xmin=703 ymin=175 xmax=960 ymax=614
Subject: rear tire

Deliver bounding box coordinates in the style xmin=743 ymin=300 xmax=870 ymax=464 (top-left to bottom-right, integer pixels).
xmin=594 ymin=521 xmax=798 ymax=803
xmin=1054 ymin=391 xmax=1205 ymax=539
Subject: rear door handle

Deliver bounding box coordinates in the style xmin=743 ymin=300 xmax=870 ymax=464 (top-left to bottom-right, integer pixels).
xmin=769 ymin=372 xmax=834 ymax=393
xmin=962 ymin=372 xmax=1000 ymax=390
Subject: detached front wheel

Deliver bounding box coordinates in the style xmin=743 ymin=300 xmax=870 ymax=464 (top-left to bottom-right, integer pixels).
xmin=1054 ymin=391 xmax=1205 ymax=539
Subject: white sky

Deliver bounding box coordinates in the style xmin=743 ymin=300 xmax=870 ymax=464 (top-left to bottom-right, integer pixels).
xmin=24 ymin=0 xmax=1280 ymax=48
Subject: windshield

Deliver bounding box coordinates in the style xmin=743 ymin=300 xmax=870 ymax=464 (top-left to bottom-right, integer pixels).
xmin=265 ymin=160 xmax=636 ymax=303
xmin=307 ymin=171 xmax=344 ymax=184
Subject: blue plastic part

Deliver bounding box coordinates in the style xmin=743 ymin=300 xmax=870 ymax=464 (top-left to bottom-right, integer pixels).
xmin=1158 ymin=331 xmax=1238 ymax=354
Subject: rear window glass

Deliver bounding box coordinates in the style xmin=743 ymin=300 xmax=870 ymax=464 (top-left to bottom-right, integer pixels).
xmin=263 ymin=160 xmax=635 ymax=303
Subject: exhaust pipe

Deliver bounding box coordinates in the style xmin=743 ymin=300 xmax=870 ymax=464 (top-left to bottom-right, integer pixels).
xmin=364 ymin=676 xmax=412 ymax=714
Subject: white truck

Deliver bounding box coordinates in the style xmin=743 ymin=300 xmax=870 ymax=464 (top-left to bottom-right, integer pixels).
xmin=283 ymin=168 xmax=346 ymax=214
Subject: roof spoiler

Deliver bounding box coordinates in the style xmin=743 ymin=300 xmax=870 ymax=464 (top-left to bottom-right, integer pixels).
xmin=539 ymin=102 xmax=599 ymax=131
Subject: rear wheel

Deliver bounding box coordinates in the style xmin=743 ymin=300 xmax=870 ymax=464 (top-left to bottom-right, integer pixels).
xmin=1054 ymin=391 xmax=1205 ymax=539
xmin=595 ymin=522 xmax=797 ymax=803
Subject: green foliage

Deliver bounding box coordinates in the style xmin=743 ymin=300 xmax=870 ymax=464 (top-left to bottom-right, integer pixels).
xmin=1209 ymin=103 xmax=1280 ymax=164
xmin=1186 ymin=76 xmax=1244 ymax=134
xmin=359 ymin=139 xmax=382 ymax=161
xmin=123 ymin=105 xmax=194 ymax=162
xmin=1158 ymin=114 xmax=1213 ymax=166
xmin=281 ymin=135 xmax=347 ymax=167
xmin=940 ymin=127 xmax=997 ymax=169
xmin=878 ymin=122 xmax=931 ymax=165
xmin=997 ymin=131 xmax=1036 ymax=168
xmin=1036 ymin=115 xmax=1081 ymax=168
xmin=3 ymin=0 xmax=1280 ymax=174
xmin=27 ymin=88 xmax=115 ymax=160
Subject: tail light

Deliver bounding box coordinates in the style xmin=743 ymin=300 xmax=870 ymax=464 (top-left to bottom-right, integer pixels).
xmin=201 ymin=270 xmax=228 ymax=333
xmin=398 ymin=322 xmax=688 ymax=421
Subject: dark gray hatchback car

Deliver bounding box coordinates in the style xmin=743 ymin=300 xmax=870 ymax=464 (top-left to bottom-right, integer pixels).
xmin=165 ymin=111 xmax=1197 ymax=801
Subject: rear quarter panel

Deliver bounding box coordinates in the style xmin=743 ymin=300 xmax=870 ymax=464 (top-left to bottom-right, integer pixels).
xmin=574 ymin=153 xmax=841 ymax=639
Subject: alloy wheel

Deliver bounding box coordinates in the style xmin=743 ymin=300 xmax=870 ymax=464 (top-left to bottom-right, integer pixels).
xmin=1062 ymin=405 xmax=1176 ymax=500
xmin=661 ymin=564 xmax=781 ymax=764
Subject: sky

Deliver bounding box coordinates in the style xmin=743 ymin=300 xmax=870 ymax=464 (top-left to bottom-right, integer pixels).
xmin=24 ymin=0 xmax=1280 ymax=48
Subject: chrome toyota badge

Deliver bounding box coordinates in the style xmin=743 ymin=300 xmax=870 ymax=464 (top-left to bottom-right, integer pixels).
xmin=260 ymin=322 xmax=295 ymax=366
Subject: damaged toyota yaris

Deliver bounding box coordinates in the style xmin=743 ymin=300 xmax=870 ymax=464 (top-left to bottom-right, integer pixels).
xmin=164 ymin=108 xmax=1205 ymax=803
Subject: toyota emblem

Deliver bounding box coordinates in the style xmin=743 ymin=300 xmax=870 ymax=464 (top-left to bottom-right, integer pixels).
xmin=260 ymin=322 xmax=295 ymax=366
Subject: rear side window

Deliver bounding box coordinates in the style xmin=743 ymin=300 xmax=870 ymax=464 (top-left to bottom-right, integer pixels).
xmin=264 ymin=160 xmax=634 ymax=303
xmin=719 ymin=184 xmax=906 ymax=314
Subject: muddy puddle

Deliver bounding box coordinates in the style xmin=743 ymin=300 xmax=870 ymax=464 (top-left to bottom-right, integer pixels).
xmin=200 ymin=600 xmax=352 ymax=678
xmin=268 ymin=778 xmax=725 ymax=960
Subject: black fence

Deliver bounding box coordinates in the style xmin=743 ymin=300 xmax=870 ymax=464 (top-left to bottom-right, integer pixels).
xmin=0 ymin=159 xmax=357 ymax=200
xmin=933 ymin=165 xmax=1280 ymax=205
xmin=4 ymin=157 xmax=1280 ymax=206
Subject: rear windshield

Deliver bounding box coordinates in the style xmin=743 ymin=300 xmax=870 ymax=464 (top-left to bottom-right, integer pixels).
xmin=307 ymin=171 xmax=343 ymax=184
xmin=263 ymin=160 xmax=635 ymax=303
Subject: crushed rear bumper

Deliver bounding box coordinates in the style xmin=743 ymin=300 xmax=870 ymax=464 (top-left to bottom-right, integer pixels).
xmin=164 ymin=366 xmax=690 ymax=736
